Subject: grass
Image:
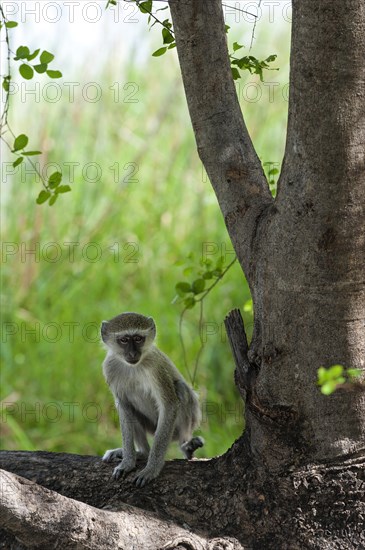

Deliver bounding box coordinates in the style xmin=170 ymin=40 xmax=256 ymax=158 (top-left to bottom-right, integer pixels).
xmin=1 ymin=19 xmax=289 ymax=459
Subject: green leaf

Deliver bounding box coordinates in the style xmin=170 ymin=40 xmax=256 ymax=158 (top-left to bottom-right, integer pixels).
xmin=328 ymin=364 xmax=344 ymax=379
xmin=49 ymin=194 xmax=59 ymax=206
xmin=152 ymin=47 xmax=167 ymax=57
xmin=13 ymin=134 xmax=29 ymax=152
xmin=40 ymin=50 xmax=55 ymax=64
xmin=265 ymin=54 xmax=277 ymax=63
xmin=317 ymin=367 xmax=329 ymax=385
xmin=232 ymin=57 xmax=249 ymax=69
xmin=139 ymin=0 xmax=152 ymax=14
xmin=36 ymin=190 xmax=51 ymax=204
xmin=317 ymin=365 xmax=346 ymax=392
xmin=19 ymin=64 xmax=34 ymax=80
xmin=182 ymin=266 xmax=193 ymax=277
xmin=34 ymin=64 xmax=48 ymax=74
xmin=55 ymin=185 xmax=71 ymax=194
xmin=203 ymin=271 xmax=213 ymax=280
xmin=320 ymin=381 xmax=337 ymax=395
xmin=5 ymin=21 xmax=18 ymax=28
xmin=13 ymin=157 xmax=24 ymax=168
xmin=162 ymin=28 xmax=174 ymax=44
xmin=192 ymin=278 xmax=205 ymax=294
xmin=318 ymin=362 xmax=362 ymax=395
xmin=175 ymin=282 xmax=192 ymax=297
xmin=201 ymin=258 xmax=213 ymax=268
xmin=2 ymin=77 xmax=10 ymax=92
xmin=231 ymin=67 xmax=241 ymax=80
xmin=22 ymin=151 xmax=42 ymax=156
xmin=184 ymin=296 xmax=196 ymax=309
xmin=233 ymin=42 xmax=243 ymax=52
xmin=168 ymin=43 xmax=176 ymax=50
xmin=225 ymin=24 xmax=230 ymax=33
xmin=27 ymin=48 xmax=40 ymax=62
xmin=48 ymin=171 xmax=62 ymax=189
xmin=15 ymin=46 xmax=30 ymax=59
xmin=46 ymin=70 xmax=62 ymax=79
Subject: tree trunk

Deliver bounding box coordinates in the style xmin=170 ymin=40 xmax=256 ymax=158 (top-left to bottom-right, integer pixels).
xmin=169 ymin=0 xmax=365 ymax=468
xmin=1 ymin=0 xmax=365 ymax=548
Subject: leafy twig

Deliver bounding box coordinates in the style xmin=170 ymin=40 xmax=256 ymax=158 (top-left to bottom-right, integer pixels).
xmin=0 ymin=9 xmax=69 ymax=205
xmin=174 ymin=255 xmax=237 ymax=385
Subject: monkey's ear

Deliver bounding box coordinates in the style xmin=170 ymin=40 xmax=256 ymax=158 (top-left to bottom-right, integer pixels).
xmin=147 ymin=317 xmax=156 ymax=338
xmin=101 ymin=321 xmax=108 ymax=338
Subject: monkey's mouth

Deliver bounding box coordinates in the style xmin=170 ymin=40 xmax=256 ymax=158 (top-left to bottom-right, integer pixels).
xmin=127 ymin=358 xmax=140 ymax=365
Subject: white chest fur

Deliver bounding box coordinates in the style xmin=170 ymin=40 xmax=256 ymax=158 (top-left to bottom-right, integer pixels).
xmin=104 ymin=353 xmax=161 ymax=422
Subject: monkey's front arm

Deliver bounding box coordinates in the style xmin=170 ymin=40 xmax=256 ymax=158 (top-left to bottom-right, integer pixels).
xmin=112 ymin=399 xmax=137 ymax=480
xmin=134 ymin=403 xmax=177 ymax=487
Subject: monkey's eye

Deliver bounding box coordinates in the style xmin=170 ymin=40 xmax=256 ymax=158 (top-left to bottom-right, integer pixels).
xmin=134 ymin=335 xmax=145 ymax=343
xmin=118 ymin=337 xmax=129 ymax=345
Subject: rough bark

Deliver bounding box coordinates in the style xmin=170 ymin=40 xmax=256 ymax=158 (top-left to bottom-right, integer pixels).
xmin=170 ymin=0 xmax=365 ymax=469
xmin=1 ymin=451 xmax=364 ymax=549
xmin=0 ymin=468 xmax=215 ymax=550
xmin=248 ymin=0 xmax=365 ymax=465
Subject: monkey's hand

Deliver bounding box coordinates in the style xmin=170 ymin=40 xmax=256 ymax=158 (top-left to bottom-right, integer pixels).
xmin=102 ymin=448 xmax=124 ymax=462
xmin=133 ymin=463 xmax=163 ymax=488
xmin=112 ymin=457 xmax=136 ymax=480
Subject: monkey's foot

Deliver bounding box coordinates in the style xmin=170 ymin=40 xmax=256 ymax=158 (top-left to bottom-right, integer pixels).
xmin=112 ymin=458 xmax=136 ymax=480
xmin=102 ymin=448 xmax=124 ymax=462
xmin=102 ymin=448 xmax=148 ymax=463
xmin=133 ymin=465 xmax=163 ymax=488
xmin=181 ymin=436 xmax=204 ymax=460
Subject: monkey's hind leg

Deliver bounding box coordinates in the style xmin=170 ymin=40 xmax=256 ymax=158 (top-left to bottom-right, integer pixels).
xmin=180 ymin=436 xmax=204 ymax=460
xmin=133 ymin=422 xmax=150 ymax=459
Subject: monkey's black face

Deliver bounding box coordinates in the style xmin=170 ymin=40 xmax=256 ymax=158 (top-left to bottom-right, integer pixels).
xmin=117 ymin=334 xmax=146 ymax=365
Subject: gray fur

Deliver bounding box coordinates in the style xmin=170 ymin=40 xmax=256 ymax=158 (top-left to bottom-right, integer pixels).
xmin=101 ymin=312 xmax=203 ymax=487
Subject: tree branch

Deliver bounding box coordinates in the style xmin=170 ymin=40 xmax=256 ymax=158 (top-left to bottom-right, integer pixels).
xmin=1 ymin=451 xmax=364 ymax=549
xmin=0 ymin=451 xmax=252 ymax=548
xmin=224 ymin=308 xmax=255 ymax=401
xmin=169 ymin=0 xmax=272 ymax=277
xmin=0 ymin=469 xmax=244 ymax=550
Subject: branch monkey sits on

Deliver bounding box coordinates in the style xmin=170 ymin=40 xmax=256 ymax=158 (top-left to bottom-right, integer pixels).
xmin=101 ymin=312 xmax=204 ymax=487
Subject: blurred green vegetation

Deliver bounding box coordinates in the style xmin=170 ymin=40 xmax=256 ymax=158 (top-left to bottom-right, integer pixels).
xmin=1 ymin=23 xmax=289 ymax=459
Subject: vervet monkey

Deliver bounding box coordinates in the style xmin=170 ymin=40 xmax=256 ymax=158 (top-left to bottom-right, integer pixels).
xmin=101 ymin=312 xmax=204 ymax=487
